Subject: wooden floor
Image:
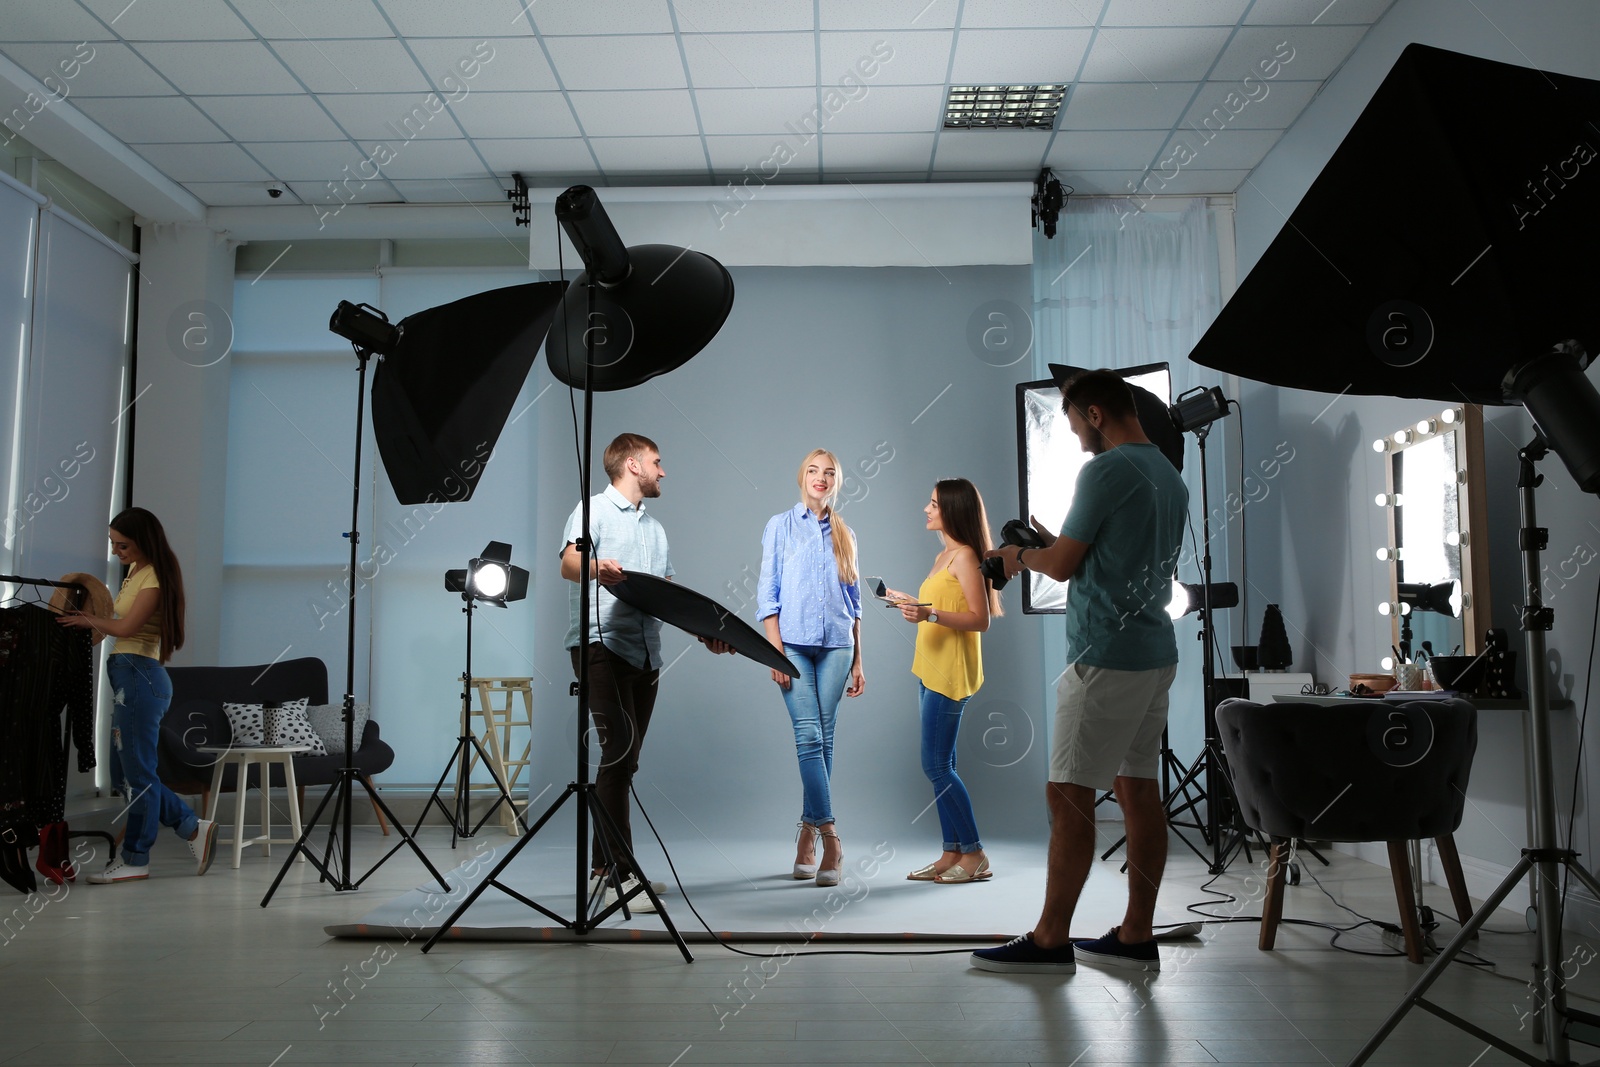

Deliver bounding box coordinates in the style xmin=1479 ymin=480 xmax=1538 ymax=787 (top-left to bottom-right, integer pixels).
xmin=0 ymin=824 xmax=1591 ymax=1066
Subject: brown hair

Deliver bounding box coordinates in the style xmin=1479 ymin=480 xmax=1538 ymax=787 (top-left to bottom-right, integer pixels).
xmin=109 ymin=506 xmax=185 ymax=664
xmin=602 ymin=433 xmax=660 ymax=483
xmin=933 ymin=478 xmax=1002 ymax=616
xmin=1062 ymin=369 xmax=1136 ymax=422
xmin=796 ymin=449 xmax=857 ymax=584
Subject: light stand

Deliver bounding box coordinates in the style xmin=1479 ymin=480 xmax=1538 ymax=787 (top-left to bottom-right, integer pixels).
xmin=263 ymin=304 xmax=450 ymax=903
xmin=1349 ymin=434 xmax=1600 ymax=1066
xmin=412 ymin=545 xmax=531 ymax=846
xmin=421 ymin=186 xmax=735 ymax=957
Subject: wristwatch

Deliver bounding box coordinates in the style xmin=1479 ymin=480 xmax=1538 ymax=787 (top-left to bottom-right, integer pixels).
xmin=928 ymin=611 xmax=940 ymax=624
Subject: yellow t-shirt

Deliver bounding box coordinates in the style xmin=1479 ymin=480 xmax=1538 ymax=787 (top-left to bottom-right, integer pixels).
xmin=910 ymin=566 xmax=983 ymax=701
xmin=112 ymin=564 xmax=163 ymax=660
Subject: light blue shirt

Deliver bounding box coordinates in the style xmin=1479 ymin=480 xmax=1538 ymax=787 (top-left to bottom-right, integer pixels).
xmin=562 ymin=484 xmax=674 ymax=670
xmin=1062 ymin=443 xmax=1188 ymax=671
xmin=757 ymin=503 xmax=861 ymax=649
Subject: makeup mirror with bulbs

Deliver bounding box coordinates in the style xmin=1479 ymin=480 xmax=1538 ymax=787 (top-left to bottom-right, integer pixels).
xmin=1373 ymin=405 xmax=1491 ymax=662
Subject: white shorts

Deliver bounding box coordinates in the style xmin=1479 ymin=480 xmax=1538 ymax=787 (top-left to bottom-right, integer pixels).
xmin=1050 ymin=662 xmax=1178 ymax=790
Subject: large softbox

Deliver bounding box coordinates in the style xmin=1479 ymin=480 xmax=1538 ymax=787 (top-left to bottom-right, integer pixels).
xmin=1188 ymin=44 xmax=1600 ymax=405
xmin=371 ymin=281 xmax=566 ymax=504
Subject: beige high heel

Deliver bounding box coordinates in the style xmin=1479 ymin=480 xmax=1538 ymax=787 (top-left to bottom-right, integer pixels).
xmin=792 ymin=821 xmax=819 ymax=879
xmin=816 ymin=827 xmax=842 ymax=887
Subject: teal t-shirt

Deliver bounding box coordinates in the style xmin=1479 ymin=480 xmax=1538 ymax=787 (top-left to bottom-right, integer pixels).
xmin=1062 ymin=442 xmax=1188 ymax=670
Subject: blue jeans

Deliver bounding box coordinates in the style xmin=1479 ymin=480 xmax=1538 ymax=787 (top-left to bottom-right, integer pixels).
xmin=780 ymin=645 xmax=854 ymax=827
xmin=920 ymin=683 xmax=982 ymax=853
xmin=109 ymin=653 xmax=198 ymax=865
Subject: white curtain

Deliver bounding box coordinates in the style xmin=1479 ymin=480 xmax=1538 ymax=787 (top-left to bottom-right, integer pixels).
xmin=1029 ymin=197 xmax=1229 ymax=764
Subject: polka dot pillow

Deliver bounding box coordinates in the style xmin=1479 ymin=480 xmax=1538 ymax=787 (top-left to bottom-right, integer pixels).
xmin=264 ymin=698 xmax=326 ymax=756
xmin=222 ymin=702 xmax=266 ymax=747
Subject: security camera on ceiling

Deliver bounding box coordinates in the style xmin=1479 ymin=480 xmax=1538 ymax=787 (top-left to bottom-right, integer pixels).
xmin=265 ymin=182 xmax=287 ymax=199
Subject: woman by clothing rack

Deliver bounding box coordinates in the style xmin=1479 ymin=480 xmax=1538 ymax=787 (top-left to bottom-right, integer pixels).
xmin=57 ymin=507 xmax=216 ymax=883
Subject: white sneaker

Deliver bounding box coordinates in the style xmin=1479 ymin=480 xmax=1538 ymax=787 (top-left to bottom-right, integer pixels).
xmin=186 ymin=819 xmax=218 ymax=876
xmin=608 ymin=876 xmax=659 ymax=914
xmin=87 ymin=859 xmax=149 ymax=884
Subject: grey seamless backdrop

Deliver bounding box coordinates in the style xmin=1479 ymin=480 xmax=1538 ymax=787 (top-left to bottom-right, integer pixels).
xmin=526 ymin=263 xmax=1051 ymax=852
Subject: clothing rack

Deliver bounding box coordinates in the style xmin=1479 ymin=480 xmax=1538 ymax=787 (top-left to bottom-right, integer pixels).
xmin=0 ymin=573 xmax=115 ymax=877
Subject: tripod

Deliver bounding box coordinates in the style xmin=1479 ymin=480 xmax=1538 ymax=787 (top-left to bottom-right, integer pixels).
xmin=1350 ymin=435 xmax=1600 ymax=1066
xmin=411 ymin=595 xmax=527 ymax=847
xmin=1163 ymin=420 xmax=1252 ymax=874
xmin=420 ymin=278 xmax=690 ymax=959
xmin=1099 ymin=729 xmax=1209 ymax=865
xmin=262 ymin=342 xmax=450 ymax=903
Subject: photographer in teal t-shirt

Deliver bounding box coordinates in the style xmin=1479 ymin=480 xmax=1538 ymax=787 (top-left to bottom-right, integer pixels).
xmin=975 ymin=369 xmax=1187 ymax=975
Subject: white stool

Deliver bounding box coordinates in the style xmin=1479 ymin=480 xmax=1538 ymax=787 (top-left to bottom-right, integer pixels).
xmin=197 ymin=745 xmax=309 ymax=869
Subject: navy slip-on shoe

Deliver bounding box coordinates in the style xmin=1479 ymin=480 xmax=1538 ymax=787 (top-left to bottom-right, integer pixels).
xmin=971 ymin=933 xmax=1076 ymax=974
xmin=1073 ymin=927 xmax=1160 ymax=971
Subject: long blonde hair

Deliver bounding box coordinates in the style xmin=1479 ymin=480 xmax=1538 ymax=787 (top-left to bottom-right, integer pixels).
xmin=798 ymin=448 xmax=857 ymax=584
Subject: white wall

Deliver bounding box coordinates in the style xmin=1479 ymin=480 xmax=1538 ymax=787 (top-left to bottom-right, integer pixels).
xmin=1231 ymin=0 xmax=1600 ymax=913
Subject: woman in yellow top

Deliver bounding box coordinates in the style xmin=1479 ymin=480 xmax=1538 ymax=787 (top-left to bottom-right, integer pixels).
xmin=887 ymin=478 xmax=1002 ymax=884
xmin=57 ymin=507 xmax=216 ymax=883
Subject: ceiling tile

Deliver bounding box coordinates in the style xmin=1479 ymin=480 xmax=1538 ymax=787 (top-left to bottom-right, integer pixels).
xmin=241 ymin=140 xmax=371 ymax=180
xmin=443 ymin=91 xmax=582 ymax=139
xmin=807 ymin=83 xmax=945 ymax=134
xmin=1045 ymin=129 xmax=1171 ymax=169
xmin=1154 ymin=126 xmax=1285 ymax=168
xmin=1180 ymin=79 xmax=1319 ymax=130
xmin=1139 ymin=167 xmax=1248 ymax=193
xmin=1078 ymin=26 xmax=1233 ymax=82
xmin=670 ymin=0 xmax=814 ymax=33
xmin=368 ymin=138 xmax=484 ymax=180
xmin=378 ymin=0 xmax=533 ymax=38
xmin=475 ymin=137 xmax=597 ymax=174
xmin=704 ymin=134 xmax=818 ymax=173
xmin=682 ymin=32 xmax=815 ymax=89
xmin=1060 ymin=82 xmax=1198 ymax=129
xmin=818 ymin=0 xmax=957 ymax=31
xmin=1 ymin=3 xmax=117 ymax=41
xmin=231 ymin=0 xmax=397 ymax=39
xmin=1054 ymin=170 xmax=1142 ymax=194
xmin=132 ymin=42 xmax=301 ymax=94
xmin=543 ymin=35 xmax=688 ymax=91
xmin=191 ymin=95 xmax=347 ymax=141
xmin=78 ymin=0 xmax=254 ymax=40
xmin=820 ymin=31 xmax=950 ymax=85
xmin=1102 ymin=0 xmax=1252 ymax=26
xmin=181 ymin=181 xmax=301 ymax=206
xmin=933 ymin=131 xmax=1051 ymax=168
xmin=319 ymin=94 xmax=462 ymax=140
xmin=695 ymin=87 xmax=821 ymax=135
xmin=524 ymin=0 xmax=675 ymax=35
xmin=74 ymin=96 xmax=227 ymax=143
xmin=819 ymin=131 xmax=934 ymax=169
xmin=407 ymin=37 xmax=556 ymax=92
xmin=822 ymin=169 xmax=937 ymax=182
xmin=949 ymin=29 xmax=1092 ymax=84
xmin=386 ymin=177 xmax=507 ymax=202
xmin=1 ymin=42 xmax=174 ymax=96
xmin=589 ymin=136 xmax=708 ymax=175
xmin=958 ymin=1 xmax=1096 ymax=28
xmin=272 ymin=39 xmax=432 ymax=94
xmin=132 ymin=142 xmax=271 ymax=181
xmin=289 ymin=178 xmax=397 ymax=204
xmin=1212 ymin=26 xmax=1367 ymax=82
xmin=568 ymin=90 xmax=700 ymax=137
xmin=1245 ymin=0 xmax=1395 ymax=24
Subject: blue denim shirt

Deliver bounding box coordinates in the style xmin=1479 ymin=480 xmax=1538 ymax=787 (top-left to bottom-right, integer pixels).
xmin=563 ymin=484 xmax=674 ymax=670
xmin=757 ymin=503 xmax=861 ymax=649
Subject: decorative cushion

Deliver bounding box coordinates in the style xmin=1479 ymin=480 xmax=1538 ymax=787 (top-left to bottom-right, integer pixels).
xmin=304 ymin=702 xmax=370 ymax=757
xmin=263 ymin=698 xmax=325 ymax=755
xmin=222 ymin=702 xmax=266 ymax=747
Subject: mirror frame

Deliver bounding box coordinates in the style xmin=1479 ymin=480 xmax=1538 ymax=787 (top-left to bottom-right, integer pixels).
xmin=1378 ymin=405 xmax=1491 ymax=657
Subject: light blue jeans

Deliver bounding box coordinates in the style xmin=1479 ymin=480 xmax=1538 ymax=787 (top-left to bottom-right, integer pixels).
xmin=780 ymin=645 xmax=854 ymax=827
xmin=109 ymin=653 xmax=198 ymax=865
xmin=920 ymin=683 xmax=982 ymax=853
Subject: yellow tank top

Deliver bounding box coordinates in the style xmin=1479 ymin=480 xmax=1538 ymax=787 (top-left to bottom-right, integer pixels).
xmin=911 ymin=566 xmax=982 ymax=700
xmin=111 ymin=564 xmax=163 ymax=660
